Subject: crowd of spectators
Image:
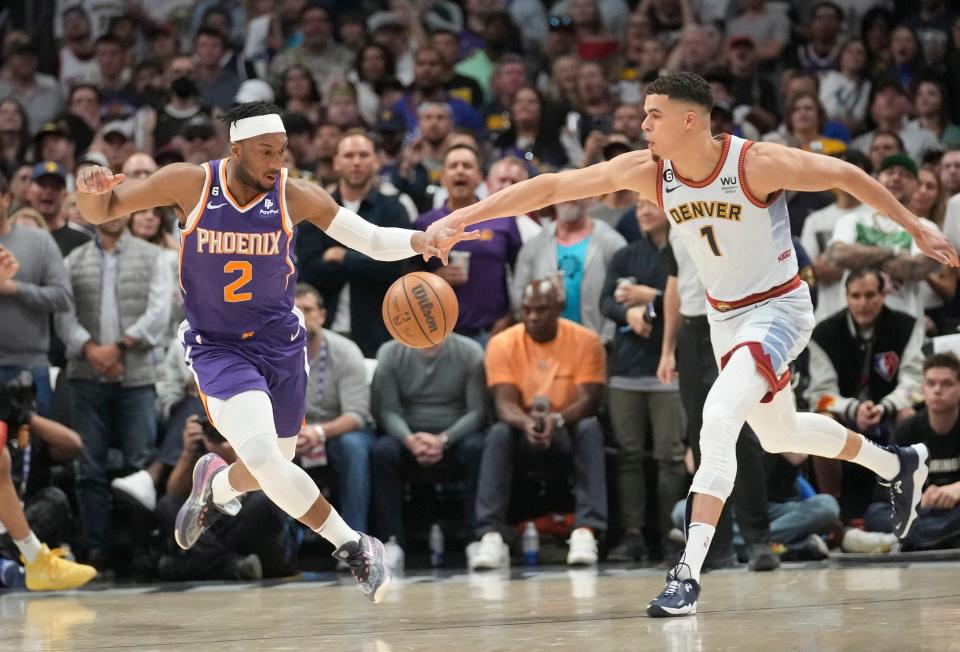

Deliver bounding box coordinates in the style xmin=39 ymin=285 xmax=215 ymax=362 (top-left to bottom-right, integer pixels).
xmin=3 ymin=0 xmax=960 ymax=585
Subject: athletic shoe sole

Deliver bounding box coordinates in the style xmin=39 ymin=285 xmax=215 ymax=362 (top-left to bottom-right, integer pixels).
xmin=647 ymin=603 xmax=697 ymax=617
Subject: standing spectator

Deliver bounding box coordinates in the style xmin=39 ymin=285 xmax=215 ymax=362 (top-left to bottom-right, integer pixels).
xmin=59 ymin=5 xmax=98 ymax=92
xmin=727 ymin=37 xmax=780 ymax=136
xmin=510 ymin=198 xmax=626 ymax=340
xmin=850 ymin=81 xmax=939 ymax=164
xmin=910 ymin=79 xmax=960 ymax=149
xmin=806 ymin=269 xmax=924 ymax=520
xmin=93 ymin=34 xmax=141 ymax=122
xmin=0 ymin=99 xmax=31 ymax=177
xmin=295 ymin=130 xmax=410 ymax=358
xmin=819 ymin=40 xmax=871 ymax=135
xmin=25 ymin=162 xmax=91 ymax=257
xmin=292 ymin=284 xmax=375 ymax=533
xmin=789 ymin=1 xmax=845 ymax=73
xmin=268 ymin=4 xmax=354 ymax=93
xmin=370 ymin=333 xmax=486 ymax=559
xmin=600 ymin=198 xmax=686 ymax=561
xmin=416 ymin=145 xmax=522 ymax=346
xmin=860 ymin=352 xmax=960 ymax=549
xmin=55 ymin=213 xmax=171 ymax=567
xmin=801 ymin=150 xmax=874 ymax=323
xmin=0 ymin=40 xmax=63 ymax=134
xmin=0 ymin=174 xmax=72 ymax=416
xmin=470 ymin=279 xmax=608 ymax=569
xmin=193 ymin=28 xmax=241 ymax=112
xmin=828 ymin=154 xmax=941 ymax=319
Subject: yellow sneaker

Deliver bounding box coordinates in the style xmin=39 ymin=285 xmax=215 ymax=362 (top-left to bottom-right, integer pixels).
xmin=23 ymin=545 xmax=97 ymax=591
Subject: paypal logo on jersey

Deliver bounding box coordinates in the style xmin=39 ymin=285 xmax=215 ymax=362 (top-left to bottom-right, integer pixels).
xmin=260 ymin=197 xmax=280 ymax=215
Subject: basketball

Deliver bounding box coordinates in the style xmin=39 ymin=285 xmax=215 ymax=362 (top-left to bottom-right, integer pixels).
xmin=382 ymin=272 xmax=458 ymax=348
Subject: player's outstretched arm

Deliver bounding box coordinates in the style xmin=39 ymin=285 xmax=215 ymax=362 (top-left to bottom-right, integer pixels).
xmin=76 ymin=163 xmax=203 ymax=224
xmin=429 ymin=150 xmax=657 ymax=235
xmin=745 ymin=142 xmax=959 ymax=267
xmin=286 ymin=178 xmax=478 ymax=264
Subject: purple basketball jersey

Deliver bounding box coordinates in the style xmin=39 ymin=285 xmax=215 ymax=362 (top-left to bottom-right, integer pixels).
xmin=180 ymin=158 xmax=296 ymax=337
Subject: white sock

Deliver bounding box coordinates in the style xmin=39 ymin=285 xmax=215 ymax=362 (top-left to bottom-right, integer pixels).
xmin=851 ymin=434 xmax=900 ymax=481
xmin=315 ymin=508 xmax=359 ymax=549
xmin=676 ymin=523 xmax=715 ymax=582
xmin=14 ymin=532 xmax=42 ymax=563
xmin=211 ymin=467 xmax=244 ymax=506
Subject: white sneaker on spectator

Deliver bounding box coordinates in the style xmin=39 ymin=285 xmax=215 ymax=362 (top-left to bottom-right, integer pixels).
xmin=469 ymin=532 xmax=510 ymax=571
xmin=566 ymin=528 xmax=598 ymax=566
xmin=111 ymin=469 xmax=156 ymax=512
xmin=841 ymin=529 xmax=900 ymax=553
xmin=383 ymin=538 xmax=405 ymax=575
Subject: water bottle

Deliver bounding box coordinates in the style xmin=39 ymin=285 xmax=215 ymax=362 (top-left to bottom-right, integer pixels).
xmin=429 ymin=523 xmax=445 ymax=567
xmin=0 ymin=559 xmax=25 ymax=588
xmin=522 ymin=521 xmax=540 ymax=566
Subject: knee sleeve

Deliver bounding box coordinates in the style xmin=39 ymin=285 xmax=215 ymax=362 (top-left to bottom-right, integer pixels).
xmin=235 ymin=432 xmax=320 ymax=519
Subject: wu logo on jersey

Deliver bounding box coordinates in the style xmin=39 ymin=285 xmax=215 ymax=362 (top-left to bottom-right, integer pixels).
xmin=720 ymin=176 xmax=738 ymax=194
xmin=260 ymin=197 xmax=279 ymax=215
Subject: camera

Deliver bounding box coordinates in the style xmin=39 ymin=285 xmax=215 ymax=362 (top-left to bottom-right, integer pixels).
xmin=0 ymin=377 xmax=35 ymax=433
xmin=195 ymin=415 xmax=226 ymax=444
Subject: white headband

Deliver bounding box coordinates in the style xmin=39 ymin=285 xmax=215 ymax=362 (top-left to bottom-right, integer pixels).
xmin=229 ymin=114 xmax=286 ymax=142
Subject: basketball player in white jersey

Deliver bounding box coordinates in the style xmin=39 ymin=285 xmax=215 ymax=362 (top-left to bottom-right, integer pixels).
xmin=429 ymin=73 xmax=958 ymax=617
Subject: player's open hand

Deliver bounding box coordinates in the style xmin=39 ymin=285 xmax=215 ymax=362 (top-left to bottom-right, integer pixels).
xmin=77 ymin=165 xmax=125 ymax=195
xmin=0 ymin=246 xmax=19 ymax=284
xmin=413 ymin=225 xmax=480 ymax=264
xmin=914 ymin=223 xmax=959 ymax=267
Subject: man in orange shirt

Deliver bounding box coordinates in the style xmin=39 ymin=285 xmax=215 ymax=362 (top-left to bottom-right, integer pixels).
xmin=469 ymin=278 xmax=608 ymax=569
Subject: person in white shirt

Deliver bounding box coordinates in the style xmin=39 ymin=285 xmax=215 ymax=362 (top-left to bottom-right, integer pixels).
xmin=801 ymin=150 xmax=875 ymax=322
xmin=828 ymin=154 xmax=942 ymax=319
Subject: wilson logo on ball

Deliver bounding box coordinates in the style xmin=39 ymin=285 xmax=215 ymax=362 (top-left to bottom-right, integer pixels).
xmin=411 ymin=283 xmax=438 ymax=333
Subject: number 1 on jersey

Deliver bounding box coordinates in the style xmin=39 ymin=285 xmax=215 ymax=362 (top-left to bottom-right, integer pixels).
xmin=700 ymin=225 xmax=723 ymax=256
xmin=224 ymin=261 xmax=253 ymax=302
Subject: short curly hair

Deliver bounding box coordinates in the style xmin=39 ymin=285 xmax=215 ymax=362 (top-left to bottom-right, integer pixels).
xmin=646 ymin=72 xmax=713 ymax=112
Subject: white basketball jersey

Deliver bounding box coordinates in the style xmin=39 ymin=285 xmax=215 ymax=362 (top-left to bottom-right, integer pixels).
xmin=657 ymin=134 xmax=798 ymax=311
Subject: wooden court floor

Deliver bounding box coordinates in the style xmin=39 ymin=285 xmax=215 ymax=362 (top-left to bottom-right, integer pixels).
xmin=2 ymin=562 xmax=959 ymax=651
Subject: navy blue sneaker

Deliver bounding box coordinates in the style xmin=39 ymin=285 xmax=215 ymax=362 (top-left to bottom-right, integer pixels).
xmin=332 ymin=533 xmax=392 ymax=604
xmin=880 ymin=443 xmax=929 ymax=539
xmin=646 ymin=565 xmax=700 ymax=617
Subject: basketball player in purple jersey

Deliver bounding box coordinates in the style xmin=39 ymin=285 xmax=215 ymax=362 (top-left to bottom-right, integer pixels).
xmin=428 ymin=73 xmax=959 ymax=616
xmin=76 ymin=102 xmax=477 ymax=603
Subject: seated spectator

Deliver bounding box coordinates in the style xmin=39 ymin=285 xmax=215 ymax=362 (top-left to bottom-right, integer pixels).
xmin=393 ymin=47 xmax=484 ymax=135
xmin=671 ymin=448 xmax=841 ymax=561
xmin=276 ymin=64 xmax=323 ymax=125
xmin=156 ymin=416 xmax=294 ymax=581
xmin=416 ymin=145 xmax=522 ymax=346
xmin=800 ymin=150 xmax=874 ymax=323
xmin=268 ymin=4 xmax=354 ymax=93
xmin=370 ymin=333 xmax=486 ymax=563
xmin=55 ymin=213 xmax=171 ymax=568
xmin=763 ymin=92 xmax=847 ymax=156
xmin=0 ymin=379 xmax=95 ymax=590
xmin=493 ymin=87 xmax=567 ymax=173
xmin=470 ymin=279 xmax=608 ymax=569
xmin=0 ymin=40 xmax=63 ymax=134
xmin=0 ymin=173 xmax=72 ymax=417
xmin=858 ymin=353 xmax=960 ymax=550
xmin=600 ymin=197 xmax=685 ymax=561
xmin=828 ymin=155 xmax=942 ymax=319
xmin=806 ymin=269 xmax=924 ymax=520
xmin=585 ymin=139 xmax=637 ymax=227
xmin=0 ymin=99 xmax=31 ymax=177
xmin=910 ymin=79 xmax=960 ymax=149
xmin=851 ymin=81 xmax=939 ymax=164
xmin=511 ymin=198 xmax=626 ymax=341
xmin=819 ymin=40 xmax=871 ymax=135
xmin=866 ymin=130 xmax=905 ymax=175
xmin=348 ymin=44 xmax=396 ymax=127
xmin=292 ymin=284 xmax=375 ymax=533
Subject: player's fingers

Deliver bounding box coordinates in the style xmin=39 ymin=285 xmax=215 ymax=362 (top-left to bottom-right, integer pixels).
xmin=458 ymin=230 xmax=482 ymax=241
xmin=111 ymin=173 xmax=125 ymax=186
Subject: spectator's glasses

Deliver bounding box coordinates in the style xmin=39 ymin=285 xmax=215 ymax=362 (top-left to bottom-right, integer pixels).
xmin=549 ymin=15 xmax=574 ymax=31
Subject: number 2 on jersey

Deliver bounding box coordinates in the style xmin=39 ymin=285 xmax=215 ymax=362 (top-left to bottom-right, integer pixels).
xmin=224 ymin=261 xmax=253 ymax=302
xmin=700 ymin=225 xmax=723 ymax=256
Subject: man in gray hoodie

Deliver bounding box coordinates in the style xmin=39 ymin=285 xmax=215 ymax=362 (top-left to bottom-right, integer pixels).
xmin=0 ymin=171 xmax=73 ymax=416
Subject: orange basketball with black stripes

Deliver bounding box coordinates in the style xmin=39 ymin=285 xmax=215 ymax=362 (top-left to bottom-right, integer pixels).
xmin=382 ymin=272 xmax=458 ymax=349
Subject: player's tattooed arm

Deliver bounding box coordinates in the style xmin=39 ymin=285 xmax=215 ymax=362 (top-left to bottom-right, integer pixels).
xmin=825 ymin=242 xmax=896 ymax=269
xmin=881 ymin=252 xmax=941 ymax=283
xmin=75 ymin=163 xmax=202 ymax=224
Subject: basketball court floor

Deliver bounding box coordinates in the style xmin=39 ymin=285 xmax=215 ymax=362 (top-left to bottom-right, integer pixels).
xmin=2 ymin=561 xmax=959 ymax=651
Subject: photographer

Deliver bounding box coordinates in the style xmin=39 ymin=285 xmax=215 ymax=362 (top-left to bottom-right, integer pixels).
xmin=156 ymin=416 xmax=296 ymax=581
xmin=0 ymin=380 xmax=95 ymax=590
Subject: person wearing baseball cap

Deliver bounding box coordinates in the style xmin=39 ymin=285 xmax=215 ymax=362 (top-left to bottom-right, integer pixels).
xmin=27 ymin=162 xmax=91 ymax=255
xmin=877 ymin=154 xmax=919 ymax=205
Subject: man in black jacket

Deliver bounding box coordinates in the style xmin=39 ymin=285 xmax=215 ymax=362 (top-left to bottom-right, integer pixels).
xmin=295 ymin=130 xmax=411 ymax=357
xmin=600 ymin=199 xmax=686 ymax=561
xmin=806 ymin=268 xmax=924 ymax=520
